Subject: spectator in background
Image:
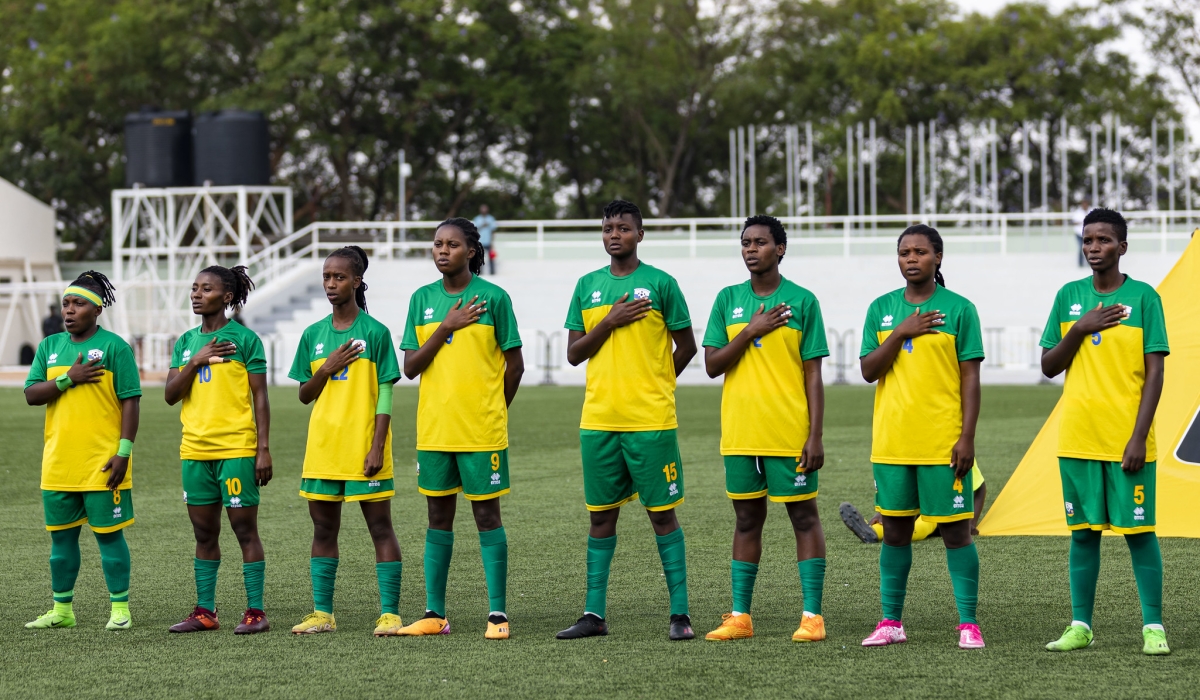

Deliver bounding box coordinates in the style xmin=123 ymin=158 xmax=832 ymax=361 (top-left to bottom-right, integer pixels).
xmin=473 ymin=204 xmax=498 ymax=275
xmin=42 ymin=303 xmax=63 ymax=337
xmin=1071 ymin=199 xmax=1090 ymax=268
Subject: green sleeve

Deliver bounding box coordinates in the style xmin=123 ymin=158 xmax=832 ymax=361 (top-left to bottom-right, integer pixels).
xmin=170 ymin=334 xmax=186 ymax=369
xmin=373 ymin=323 xmax=402 ymax=384
xmin=799 ymin=295 xmax=830 ymax=361
xmin=399 ymin=292 xmax=421 ymax=351
xmin=661 ymin=275 xmax=692 ymax=331
xmin=112 ymin=340 xmax=143 ymax=399
xmin=1039 ymin=290 xmax=1064 ymax=349
xmin=859 ymin=302 xmax=881 ymax=358
xmin=955 ymin=302 xmax=985 ymax=362
xmin=244 ymin=331 xmax=267 ymax=375
xmin=492 ymin=290 xmax=522 ymax=351
xmin=288 ymin=330 xmax=313 ymax=383
xmin=701 ymin=291 xmax=729 ymax=349
xmin=24 ymin=340 xmax=48 ymax=389
xmin=1141 ymin=290 xmax=1170 ymax=354
xmin=564 ymin=279 xmax=585 ymax=331
xmin=376 ymin=381 xmax=394 ymax=415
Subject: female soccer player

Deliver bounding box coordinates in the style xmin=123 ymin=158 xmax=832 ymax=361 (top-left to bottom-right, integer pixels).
xmin=164 ymin=265 xmax=272 ymax=634
xmin=701 ymin=215 xmax=830 ymax=643
xmin=24 ymin=271 xmax=141 ymax=631
xmin=398 ymin=217 xmax=523 ymax=640
xmin=288 ymin=246 xmax=404 ymax=637
xmin=858 ymin=225 xmax=985 ymax=650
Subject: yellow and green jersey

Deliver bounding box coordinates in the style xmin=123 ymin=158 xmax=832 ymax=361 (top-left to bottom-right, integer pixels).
xmin=400 ymin=275 xmax=522 ymax=452
xmin=1040 ymin=276 xmax=1170 ymax=462
xmin=565 ymin=261 xmax=692 ymax=431
xmin=860 ymin=286 xmax=984 ymax=465
xmin=288 ymin=311 xmax=401 ymax=481
xmin=703 ymin=278 xmax=829 ymax=456
xmin=25 ymin=327 xmax=142 ymax=491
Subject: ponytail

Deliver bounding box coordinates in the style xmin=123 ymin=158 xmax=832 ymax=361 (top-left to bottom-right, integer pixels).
xmin=897 ymin=224 xmax=946 ymax=287
xmin=437 ymin=217 xmax=484 ymax=276
xmin=327 ymin=246 xmax=370 ymax=311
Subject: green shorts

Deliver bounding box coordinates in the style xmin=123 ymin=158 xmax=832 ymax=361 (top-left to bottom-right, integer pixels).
xmin=417 ymin=449 xmax=509 ymax=501
xmin=724 ymin=455 xmax=818 ymax=503
xmin=874 ymin=463 xmax=974 ymax=523
xmin=299 ymin=478 xmax=394 ymax=503
xmin=42 ymin=489 xmax=134 ymax=533
xmin=580 ymin=429 xmax=683 ymax=512
xmin=182 ymin=458 xmax=259 ymax=508
xmin=1060 ymin=458 xmax=1156 ymax=534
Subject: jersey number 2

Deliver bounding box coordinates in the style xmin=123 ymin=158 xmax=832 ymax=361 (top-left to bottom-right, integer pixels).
xmin=331 ymin=366 xmax=349 ymax=381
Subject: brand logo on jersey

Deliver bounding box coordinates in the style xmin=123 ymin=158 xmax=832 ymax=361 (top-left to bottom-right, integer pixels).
xmin=1064 ymin=501 xmax=1074 ymax=516
xmin=1069 ymin=303 xmax=1082 ymax=316
xmin=368 ymin=480 xmax=380 ymax=487
xmin=424 ymin=307 xmax=434 ymax=320
xmin=882 ymin=315 xmax=894 ymax=327
xmin=490 ymin=472 xmax=501 ymax=485
xmin=633 ymin=287 xmax=651 ymax=301
xmin=591 ymin=290 xmax=602 ymax=304
xmin=87 ymin=349 xmax=104 ymax=361
xmin=794 ymin=473 xmax=807 ymax=487
xmin=668 ymin=482 xmax=679 ymax=496
xmin=229 ymin=496 xmax=242 ymax=508
xmin=182 ymin=490 xmax=188 ymax=503
xmin=112 ymin=506 xmax=122 ymax=519
xmin=1134 ymin=506 xmax=1145 ymax=521
xmin=182 ymin=349 xmax=192 ymax=362
xmin=732 ymin=307 xmax=744 ymax=319
xmin=315 ymin=343 xmax=325 ymax=355
xmin=48 ymin=353 xmax=58 ymax=363
xmin=352 ymin=338 xmax=366 ymax=353
xmin=953 ymin=495 xmax=965 ymax=509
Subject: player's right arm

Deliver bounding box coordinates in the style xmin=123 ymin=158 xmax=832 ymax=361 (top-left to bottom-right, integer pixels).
xmin=298 ymin=341 xmax=361 ymax=404
xmin=25 ymin=352 xmax=104 ymax=406
xmin=164 ymin=338 xmax=236 ymax=405
xmin=704 ymin=303 xmax=790 ymax=377
xmin=1040 ymin=302 xmax=1126 ymax=377
xmin=860 ymin=308 xmax=945 ymax=383
xmin=566 ymin=293 xmax=651 ymax=365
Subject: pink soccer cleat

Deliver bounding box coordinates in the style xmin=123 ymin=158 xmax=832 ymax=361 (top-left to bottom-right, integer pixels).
xmin=862 ymin=619 xmax=907 ymax=647
xmin=958 ymin=623 xmax=985 ymax=649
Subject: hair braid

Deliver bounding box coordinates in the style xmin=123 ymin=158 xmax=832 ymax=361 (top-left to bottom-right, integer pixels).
xmin=72 ymin=270 xmax=116 ymax=306
xmin=200 ymin=265 xmax=255 ymax=313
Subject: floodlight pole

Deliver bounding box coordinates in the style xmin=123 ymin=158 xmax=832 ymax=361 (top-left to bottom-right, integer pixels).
xmin=1168 ymin=122 xmax=1176 ymax=222
xmin=918 ymin=122 xmax=926 ymax=220
xmin=1115 ymin=115 xmax=1123 ymax=211
xmin=785 ymin=126 xmax=795 ymax=219
xmin=905 ymin=125 xmax=913 ymax=220
xmin=729 ymin=129 xmax=737 ymax=219
xmin=869 ymin=118 xmax=878 ymax=231
xmin=1104 ymin=115 xmax=1113 ymax=207
xmin=1040 ymin=120 xmax=1049 ymax=225
xmin=1151 ymin=119 xmax=1158 ymax=210
xmin=930 ymin=120 xmax=938 ymax=227
xmin=805 ymin=121 xmax=814 ymax=228
xmin=1060 ymin=117 xmax=1069 ymax=231
xmin=1091 ymin=124 xmax=1099 ymax=207
xmin=990 ymin=119 xmax=999 ymax=215
xmin=748 ymin=125 xmax=757 ymax=215
xmin=856 ymin=122 xmax=865 ymax=230
xmin=1022 ymin=123 xmax=1030 ymax=233
xmin=846 ymin=125 xmax=855 ymax=218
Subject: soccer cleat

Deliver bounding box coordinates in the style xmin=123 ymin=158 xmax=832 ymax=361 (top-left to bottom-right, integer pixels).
xmin=1045 ymin=624 xmax=1093 ymax=652
xmin=485 ymin=616 xmax=510 ymax=640
xmin=106 ymin=608 xmax=132 ymax=631
xmin=958 ymin=623 xmax=985 ymax=649
xmin=234 ymin=608 xmax=270 ymax=635
xmin=291 ymin=611 xmax=336 ymax=634
xmin=862 ymin=619 xmax=906 ymax=646
xmin=169 ymin=606 xmax=219 ymax=633
xmin=373 ymin=613 xmax=404 ymax=637
xmin=705 ymin=613 xmax=754 ymax=641
xmin=669 ymin=614 xmax=695 ymax=641
xmin=397 ymin=613 xmax=450 ymax=636
xmin=25 ymin=609 xmax=75 ymax=629
xmin=792 ymin=614 xmax=826 ymax=642
xmin=556 ymin=614 xmax=608 ymax=639
xmin=839 ymin=502 xmax=879 ymax=544
xmin=1142 ymin=627 xmax=1170 ymax=656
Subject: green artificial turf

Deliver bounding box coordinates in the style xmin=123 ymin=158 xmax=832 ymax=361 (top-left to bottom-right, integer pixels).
xmin=1 ymin=385 xmax=1194 ymax=698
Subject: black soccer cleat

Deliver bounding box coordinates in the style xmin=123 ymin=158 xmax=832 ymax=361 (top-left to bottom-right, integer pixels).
xmin=669 ymin=614 xmax=695 ymax=641
xmin=556 ymin=614 xmax=608 ymax=639
xmin=839 ymin=502 xmax=879 ymax=544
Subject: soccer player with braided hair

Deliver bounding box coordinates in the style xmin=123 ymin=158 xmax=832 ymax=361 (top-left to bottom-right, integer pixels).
xmin=858 ymin=224 xmax=986 ymax=650
xmin=24 ymin=271 xmax=142 ymax=631
xmin=398 ymin=217 xmax=524 ymax=640
xmin=289 ymin=246 xmax=405 ymax=637
xmin=164 ymin=265 xmax=273 ymax=634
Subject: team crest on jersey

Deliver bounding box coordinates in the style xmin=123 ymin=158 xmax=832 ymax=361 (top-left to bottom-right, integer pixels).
xmin=48 ymin=353 xmax=58 ymax=363
xmin=87 ymin=349 xmax=104 ymax=361
xmin=633 ymin=287 xmax=651 ymax=301
xmin=1122 ymin=305 xmax=1133 ymax=318
xmin=1069 ymin=303 xmax=1082 ymax=316
xmin=315 ymin=343 xmax=325 ymax=355
xmin=953 ymin=495 xmax=965 ymax=509
xmin=424 ymin=307 xmax=434 ymax=320
xmin=591 ymin=290 xmax=602 ymax=304
xmin=732 ymin=307 xmax=744 ymax=319
xmin=1064 ymin=501 xmax=1074 ymax=516
xmin=352 ymin=338 xmax=367 ymax=353
xmin=882 ymin=315 xmax=893 ymax=327
xmin=1134 ymin=506 xmax=1145 ymax=521
xmin=229 ymin=496 xmax=242 ymax=508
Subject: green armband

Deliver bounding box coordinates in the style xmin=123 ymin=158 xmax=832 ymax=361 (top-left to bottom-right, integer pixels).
xmin=376 ymin=382 xmax=394 ymax=416
xmin=117 ymin=439 xmax=133 ymax=458
xmin=55 ymin=374 xmax=74 ymax=392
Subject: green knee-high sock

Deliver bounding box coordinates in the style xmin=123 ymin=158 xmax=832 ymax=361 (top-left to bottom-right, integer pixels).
xmin=585 ymin=535 xmax=617 ymax=619
xmin=376 ymin=561 xmax=403 ymax=616
xmin=946 ymin=544 xmax=980 ymax=625
xmin=731 ymin=560 xmax=758 ymax=614
xmin=1069 ymin=529 xmax=1101 ymax=627
xmin=880 ymin=543 xmax=912 ymax=621
xmin=479 ymin=527 xmax=508 ymax=615
xmin=798 ymin=558 xmax=826 ymax=616
xmin=49 ymin=526 xmax=82 ymax=605
xmin=424 ymin=529 xmax=454 ymax=618
xmin=655 ymin=528 xmax=689 ymax=617
xmin=94 ymin=531 xmax=130 ymax=603
xmin=243 ymin=560 xmax=265 ymax=611
xmin=1126 ymin=533 xmax=1163 ymax=626
xmin=310 ymin=557 xmax=338 ymax=614
xmin=194 ymin=558 xmax=220 ymax=612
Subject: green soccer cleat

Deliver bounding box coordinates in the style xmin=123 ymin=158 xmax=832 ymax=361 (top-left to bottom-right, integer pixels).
xmin=25 ymin=609 xmax=76 ymax=629
xmin=1142 ymin=627 xmax=1170 ymax=656
xmin=1045 ymin=624 xmax=1093 ymax=652
xmin=106 ymin=608 xmax=132 ymax=631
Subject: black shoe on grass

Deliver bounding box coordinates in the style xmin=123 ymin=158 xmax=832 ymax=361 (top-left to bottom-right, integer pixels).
xmin=557 ymin=614 xmax=607 ymax=639
xmin=669 ymin=614 xmax=695 ymax=640
xmin=839 ymin=502 xmax=879 ymax=544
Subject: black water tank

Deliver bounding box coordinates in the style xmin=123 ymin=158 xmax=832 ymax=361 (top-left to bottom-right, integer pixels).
xmin=193 ymin=110 xmax=271 ymax=186
xmin=124 ymin=110 xmax=193 ymax=187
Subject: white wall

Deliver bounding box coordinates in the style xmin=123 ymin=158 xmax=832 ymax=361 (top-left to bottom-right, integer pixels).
xmin=0 ymin=177 xmax=56 ymax=265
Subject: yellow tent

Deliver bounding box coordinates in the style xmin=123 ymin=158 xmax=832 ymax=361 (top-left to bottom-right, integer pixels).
xmin=979 ymin=234 xmax=1200 ymax=537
